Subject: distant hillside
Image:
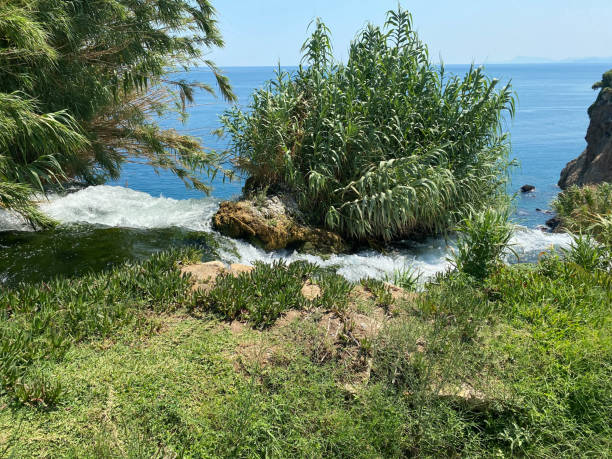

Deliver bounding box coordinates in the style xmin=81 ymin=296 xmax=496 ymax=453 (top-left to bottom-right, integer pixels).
xmin=504 ymin=56 xmax=612 ymax=64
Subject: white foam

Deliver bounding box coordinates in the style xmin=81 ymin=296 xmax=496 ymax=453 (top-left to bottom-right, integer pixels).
xmin=1 ymin=185 xmax=574 ymax=282
xmin=0 ymin=209 xmax=32 ymax=232
xmin=40 ymin=185 xmax=218 ymax=231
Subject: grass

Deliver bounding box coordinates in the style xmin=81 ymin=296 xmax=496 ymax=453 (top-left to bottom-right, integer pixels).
xmin=0 ymin=238 xmax=611 ymax=457
xmin=0 ymin=248 xmax=200 ymax=407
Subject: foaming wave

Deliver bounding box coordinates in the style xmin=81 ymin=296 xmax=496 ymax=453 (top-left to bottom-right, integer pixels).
xmin=1 ymin=185 xmax=574 ymax=282
xmin=40 ymin=185 xmax=219 ymax=231
xmin=221 ymin=228 xmax=572 ymax=282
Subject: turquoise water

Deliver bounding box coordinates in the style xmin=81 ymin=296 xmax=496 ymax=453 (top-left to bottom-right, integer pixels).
xmin=1 ymin=64 xmax=609 ymax=286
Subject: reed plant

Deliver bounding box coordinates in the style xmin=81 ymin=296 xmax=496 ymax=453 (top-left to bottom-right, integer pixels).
xmin=451 ymin=207 xmax=515 ymax=281
xmin=221 ymin=7 xmax=515 ymax=242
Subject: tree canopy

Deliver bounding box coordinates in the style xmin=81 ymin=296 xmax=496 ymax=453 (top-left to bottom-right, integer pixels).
xmin=0 ymin=0 xmax=234 ymax=226
xmin=592 ymin=70 xmax=612 ymax=90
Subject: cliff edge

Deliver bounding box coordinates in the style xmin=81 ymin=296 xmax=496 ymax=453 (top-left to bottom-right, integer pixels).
xmin=559 ymin=71 xmax=612 ymax=189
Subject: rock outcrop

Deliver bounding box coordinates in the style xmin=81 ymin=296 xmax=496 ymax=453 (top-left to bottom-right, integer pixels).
xmin=559 ymin=85 xmax=612 ymax=188
xmin=212 ymin=194 xmax=348 ymax=253
xmin=181 ymin=261 xmax=253 ymax=291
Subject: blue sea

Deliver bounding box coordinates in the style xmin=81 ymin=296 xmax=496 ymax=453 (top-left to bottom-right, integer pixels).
xmin=1 ymin=64 xmax=609 ymax=285
xmin=110 ymin=63 xmax=611 ymax=227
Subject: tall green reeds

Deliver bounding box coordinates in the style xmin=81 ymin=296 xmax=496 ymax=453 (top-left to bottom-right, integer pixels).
xmin=221 ymin=7 xmax=515 ymax=242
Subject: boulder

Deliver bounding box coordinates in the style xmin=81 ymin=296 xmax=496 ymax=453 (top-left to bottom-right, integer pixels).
xmin=520 ymin=184 xmax=536 ymax=193
xmin=181 ymin=261 xmax=253 ymax=291
xmin=559 ymin=86 xmax=612 ymax=188
xmin=545 ymin=216 xmax=562 ymax=232
xmin=212 ymin=194 xmax=348 ymax=253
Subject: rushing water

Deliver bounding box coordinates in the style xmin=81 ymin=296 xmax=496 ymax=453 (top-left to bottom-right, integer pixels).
xmin=2 ymin=63 xmax=609 ymax=286
xmin=0 ymin=186 xmax=571 ymax=286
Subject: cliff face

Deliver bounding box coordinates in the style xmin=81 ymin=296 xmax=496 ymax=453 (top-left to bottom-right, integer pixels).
xmin=559 ymin=87 xmax=612 ymax=189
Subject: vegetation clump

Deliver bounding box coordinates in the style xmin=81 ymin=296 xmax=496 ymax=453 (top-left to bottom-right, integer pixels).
xmin=552 ymin=183 xmax=612 ymax=244
xmin=0 ymin=0 xmax=234 ymax=226
xmin=0 ymin=248 xmax=199 ymax=406
xmin=199 ymin=260 xmax=353 ymax=328
xmin=592 ymin=69 xmax=612 ymax=91
xmin=221 ymin=8 xmax=515 ymax=242
xmin=451 ymin=207 xmax=515 ymax=281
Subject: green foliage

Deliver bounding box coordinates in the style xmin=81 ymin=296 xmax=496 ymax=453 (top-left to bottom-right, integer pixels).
xmin=315 ymin=271 xmax=354 ymax=315
xmin=0 ymin=251 xmax=610 ymax=456
xmin=592 ymin=69 xmax=612 ymax=90
xmin=361 ymin=278 xmax=394 ymax=308
xmin=487 ymin=259 xmax=612 ymax=456
xmin=203 ymin=260 xmax=309 ymax=328
xmin=553 ymin=183 xmax=612 ymax=245
xmin=200 ymin=260 xmax=354 ymax=328
xmin=561 ymin=234 xmax=611 ymax=271
xmin=385 ymin=267 xmax=422 ymax=291
xmin=451 ymin=207 xmax=515 ymax=281
xmin=0 ymin=248 xmax=198 ymax=406
xmin=221 ymin=7 xmax=515 ymax=242
xmin=0 ymin=0 xmax=234 ymax=225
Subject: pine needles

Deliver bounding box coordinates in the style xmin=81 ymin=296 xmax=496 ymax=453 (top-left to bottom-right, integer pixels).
xmin=221 ymin=7 xmax=515 ymax=242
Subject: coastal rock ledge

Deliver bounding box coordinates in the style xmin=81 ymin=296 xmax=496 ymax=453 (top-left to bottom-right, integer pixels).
xmin=213 ymin=194 xmax=349 ymax=253
xmin=559 ymin=87 xmax=612 ymax=188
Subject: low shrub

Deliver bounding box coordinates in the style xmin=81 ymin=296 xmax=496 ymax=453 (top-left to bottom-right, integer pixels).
xmin=201 ymin=260 xmax=354 ymax=328
xmin=552 ymin=183 xmax=612 ymax=244
xmin=561 ymin=233 xmax=611 ymax=272
xmin=203 ymin=260 xmax=309 ymax=328
xmin=360 ymin=278 xmax=394 ymax=309
xmin=451 ymin=207 xmax=515 ymax=281
xmin=386 ymin=267 xmax=422 ymax=291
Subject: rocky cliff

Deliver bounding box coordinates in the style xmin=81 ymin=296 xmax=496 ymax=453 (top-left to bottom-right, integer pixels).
xmin=559 ymin=75 xmax=612 ymax=189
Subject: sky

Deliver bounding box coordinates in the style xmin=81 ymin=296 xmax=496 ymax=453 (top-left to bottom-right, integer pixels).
xmin=207 ymin=0 xmax=612 ymax=66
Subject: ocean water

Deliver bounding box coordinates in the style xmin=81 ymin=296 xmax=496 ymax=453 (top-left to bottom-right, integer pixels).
xmin=1 ymin=64 xmax=609 ymax=285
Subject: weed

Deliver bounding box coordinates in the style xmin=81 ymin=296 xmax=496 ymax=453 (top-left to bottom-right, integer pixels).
xmin=451 ymin=207 xmax=515 ymax=281
xmin=562 ymin=233 xmax=611 ymax=271
xmin=360 ymin=278 xmax=394 ymax=309
xmin=385 ymin=267 xmax=422 ymax=291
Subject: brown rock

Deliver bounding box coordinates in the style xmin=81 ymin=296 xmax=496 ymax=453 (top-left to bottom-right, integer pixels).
xmin=212 ymin=195 xmax=348 ymax=253
xmin=559 ymin=87 xmax=612 ymax=188
xmin=181 ymin=261 xmax=227 ymax=291
xmin=229 ymin=263 xmax=254 ymax=276
xmin=301 ymin=281 xmax=322 ymax=300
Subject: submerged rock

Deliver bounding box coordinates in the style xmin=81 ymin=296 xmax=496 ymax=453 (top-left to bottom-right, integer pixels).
xmin=559 ymin=85 xmax=612 ymax=188
xmin=520 ymin=184 xmax=536 ymax=193
xmin=545 ymin=216 xmax=562 ymax=232
xmin=212 ymin=194 xmax=348 ymax=253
